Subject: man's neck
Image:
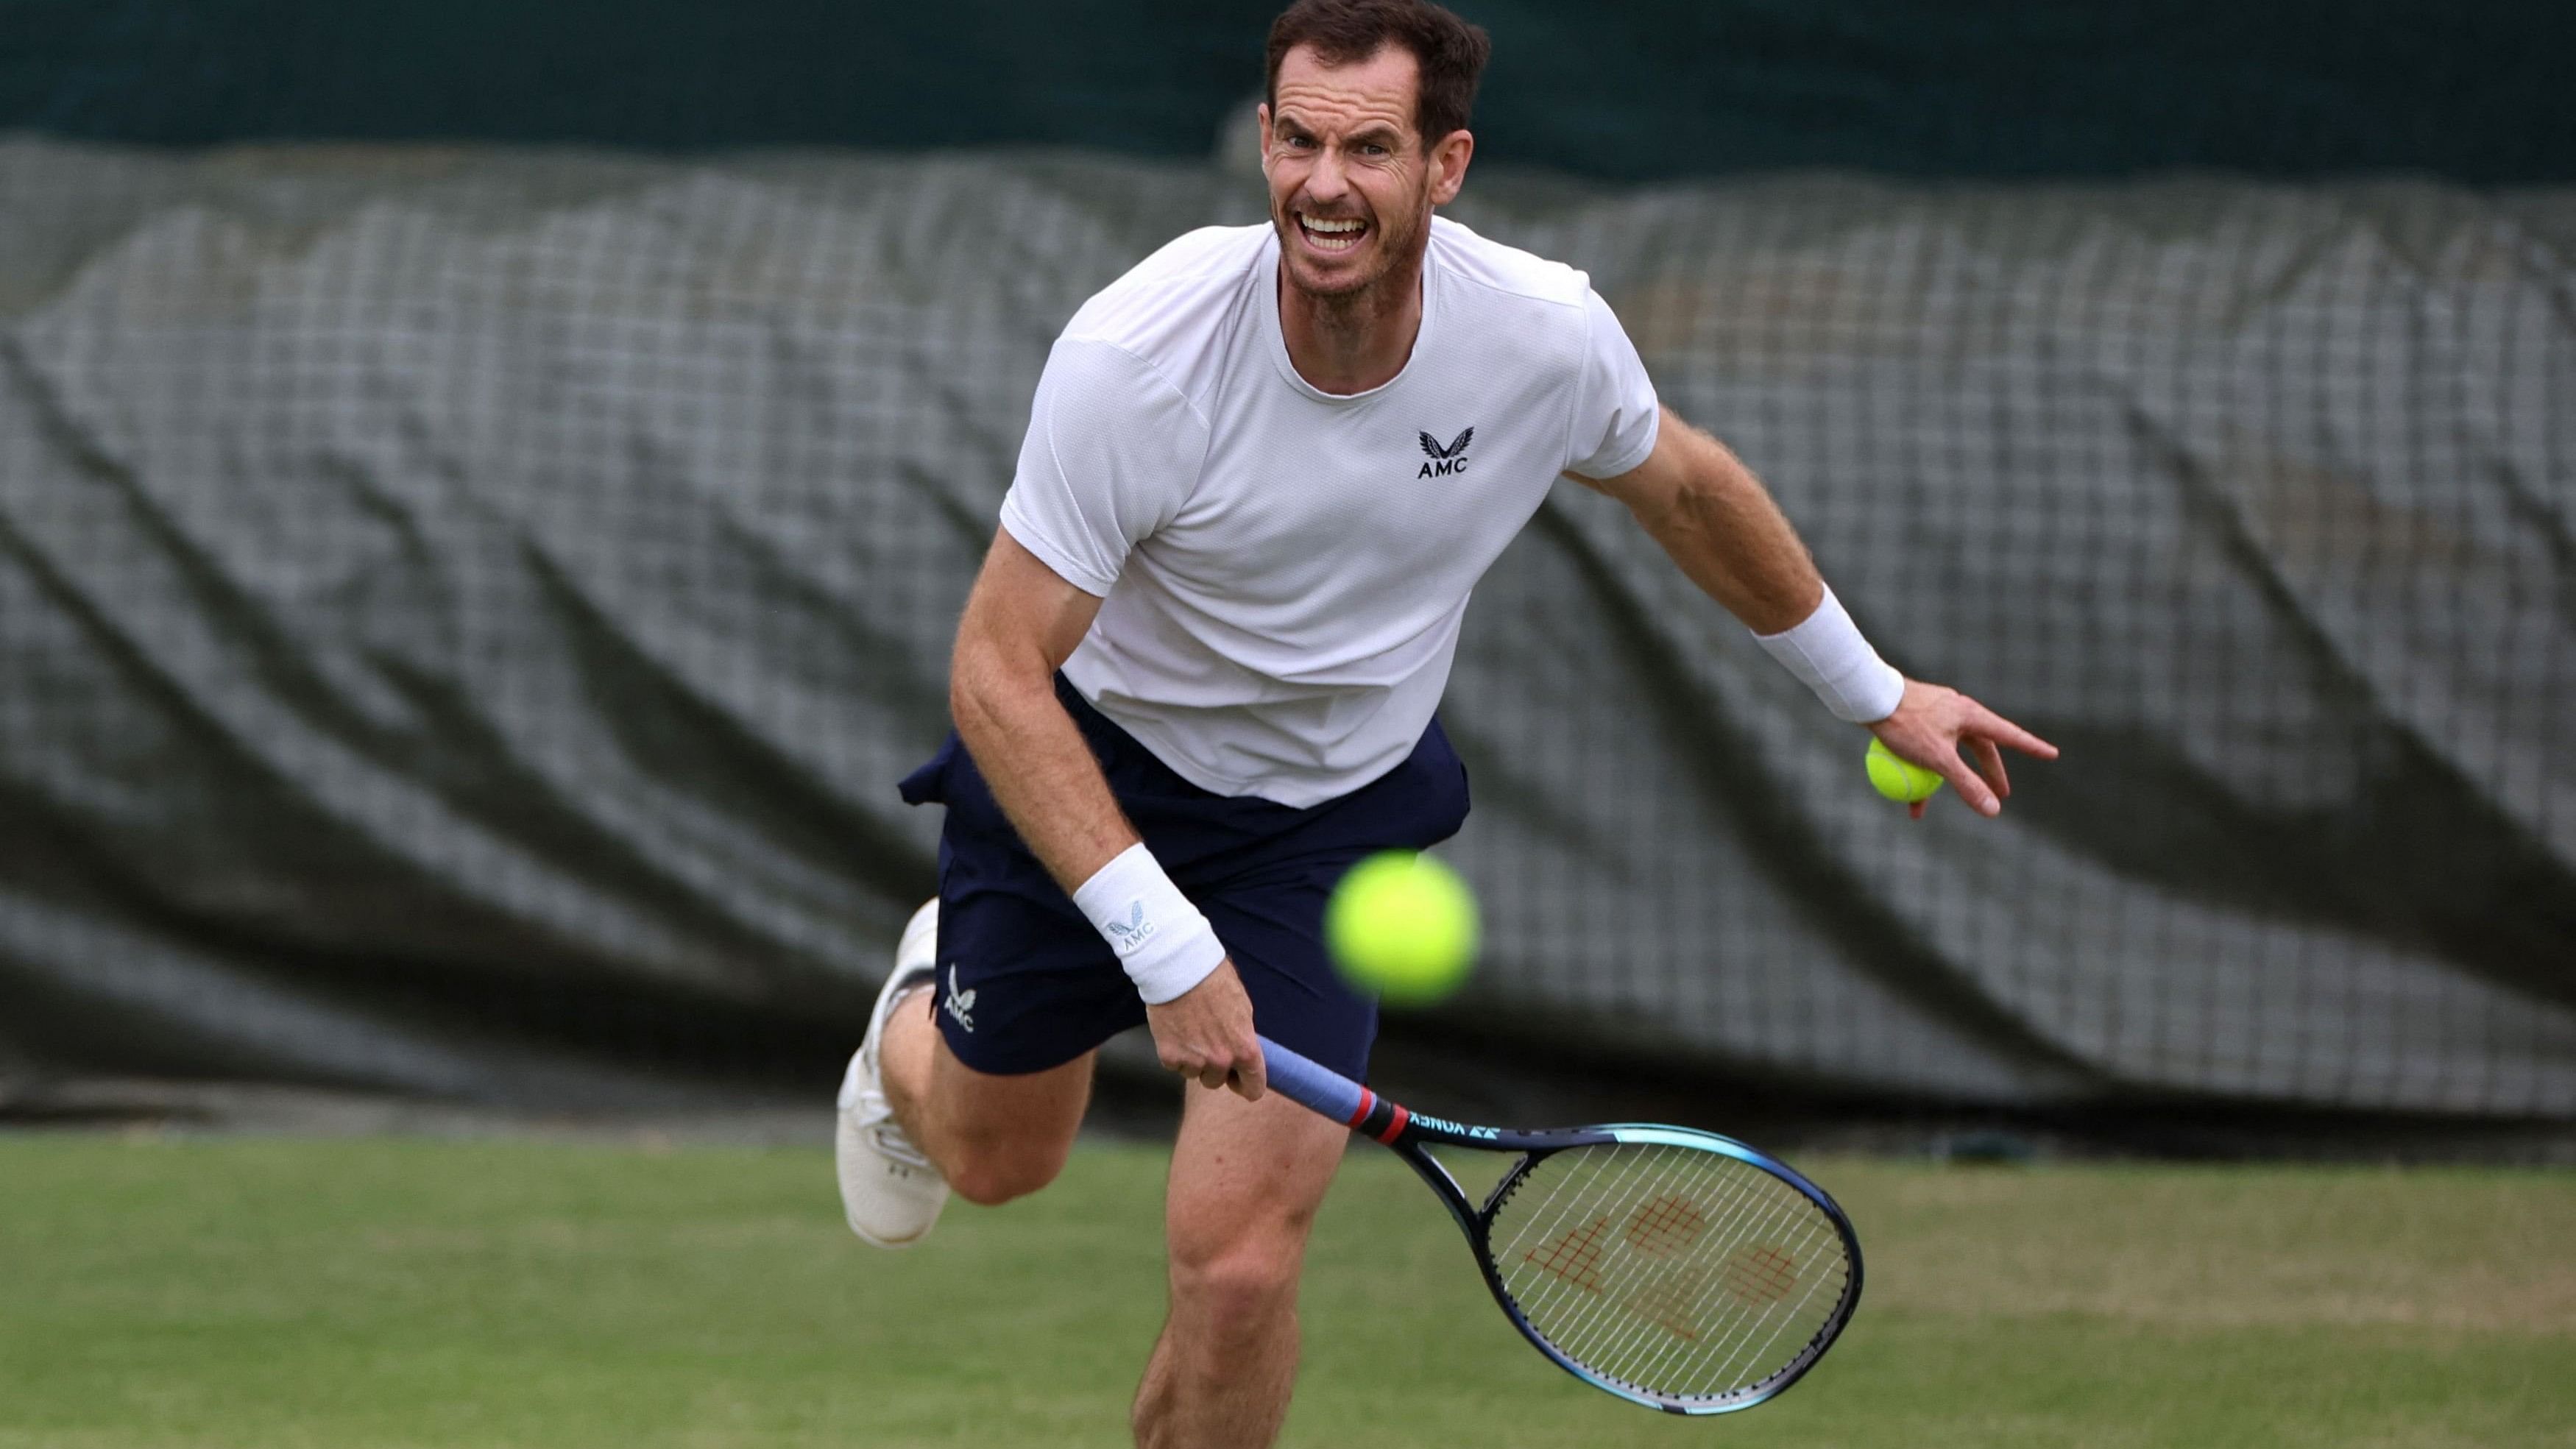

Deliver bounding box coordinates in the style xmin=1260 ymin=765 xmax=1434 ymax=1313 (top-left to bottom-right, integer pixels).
xmin=1277 ymin=248 xmax=1427 ymax=396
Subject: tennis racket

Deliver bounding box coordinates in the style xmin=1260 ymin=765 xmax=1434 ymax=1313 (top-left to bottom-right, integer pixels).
xmin=1259 ymin=1035 xmax=1862 ymax=1415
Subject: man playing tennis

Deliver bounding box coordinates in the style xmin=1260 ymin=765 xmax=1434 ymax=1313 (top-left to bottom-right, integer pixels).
xmin=840 ymin=1 xmax=2055 ymax=1443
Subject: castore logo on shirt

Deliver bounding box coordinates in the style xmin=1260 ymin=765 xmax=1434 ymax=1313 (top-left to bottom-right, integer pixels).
xmin=1417 ymin=427 xmax=1475 ymax=478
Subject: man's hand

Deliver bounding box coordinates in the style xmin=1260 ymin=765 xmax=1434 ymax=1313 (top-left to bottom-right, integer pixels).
xmin=1869 ymin=680 xmax=2060 ymax=820
xmin=1144 ymin=959 xmax=1266 ymax=1100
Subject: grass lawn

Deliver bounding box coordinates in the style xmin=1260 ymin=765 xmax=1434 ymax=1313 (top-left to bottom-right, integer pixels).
xmin=1 ymin=1134 xmax=2569 ymax=1448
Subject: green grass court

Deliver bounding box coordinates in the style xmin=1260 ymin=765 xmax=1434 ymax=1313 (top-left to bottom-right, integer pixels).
xmin=2 ymin=1136 xmax=2569 ymax=1448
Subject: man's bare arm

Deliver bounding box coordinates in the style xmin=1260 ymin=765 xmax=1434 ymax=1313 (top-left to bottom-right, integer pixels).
xmin=949 ymin=529 xmax=1132 ymax=889
xmin=1573 ymin=405 xmax=2058 ymax=816
xmin=1568 ymin=405 xmax=1822 ymax=634
xmin=948 ymin=527 xmax=1265 ymax=1097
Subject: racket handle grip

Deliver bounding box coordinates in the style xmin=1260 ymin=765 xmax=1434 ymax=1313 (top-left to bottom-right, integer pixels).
xmin=1257 ymin=1035 xmax=1365 ymax=1126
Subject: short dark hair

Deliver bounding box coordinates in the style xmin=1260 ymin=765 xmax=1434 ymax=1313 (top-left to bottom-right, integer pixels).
xmin=1264 ymin=0 xmax=1493 ymax=149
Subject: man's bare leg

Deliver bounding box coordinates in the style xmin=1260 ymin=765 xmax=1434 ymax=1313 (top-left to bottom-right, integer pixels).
xmin=879 ymin=993 xmax=1094 ymax=1206
xmin=1130 ymin=1080 xmax=1349 ymax=1449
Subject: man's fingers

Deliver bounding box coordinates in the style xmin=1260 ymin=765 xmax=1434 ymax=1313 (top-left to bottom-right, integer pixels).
xmin=1872 ymin=688 xmax=2055 ymax=822
xmin=1932 ymin=753 xmax=2001 ymax=816
xmin=1970 ymin=736 xmax=2011 ymax=798
xmin=1970 ymin=704 xmax=2058 ymax=760
xmin=1145 ymin=955 xmax=1264 ymax=1094
xmin=1908 ymin=798 xmax=1928 ymax=821
xmin=1227 ymin=1052 xmax=1267 ymax=1101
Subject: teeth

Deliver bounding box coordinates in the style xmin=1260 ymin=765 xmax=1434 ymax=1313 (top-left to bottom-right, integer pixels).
xmin=1298 ymin=214 xmax=1365 ymax=253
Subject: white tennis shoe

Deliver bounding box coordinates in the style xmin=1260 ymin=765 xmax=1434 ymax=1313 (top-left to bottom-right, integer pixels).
xmin=836 ymin=898 xmax=948 ymax=1248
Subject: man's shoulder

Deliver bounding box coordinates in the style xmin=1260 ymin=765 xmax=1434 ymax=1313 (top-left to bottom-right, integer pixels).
xmin=1427 ymin=217 xmax=1594 ymax=316
xmin=1059 ymin=224 xmax=1270 ymax=380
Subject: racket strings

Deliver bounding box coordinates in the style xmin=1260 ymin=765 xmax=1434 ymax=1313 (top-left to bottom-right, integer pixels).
xmin=1602 ymin=1163 xmax=1841 ymax=1395
xmin=1521 ymin=1147 xmax=1791 ymax=1385
xmin=1501 ymin=1149 xmax=1838 ymax=1398
xmin=1487 ymin=1143 xmax=1851 ymax=1404
xmin=1595 ymin=1159 xmax=1841 ymax=1395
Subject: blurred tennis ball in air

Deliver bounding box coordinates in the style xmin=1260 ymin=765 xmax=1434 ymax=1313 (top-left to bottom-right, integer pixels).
xmin=1865 ymin=737 xmax=1945 ymax=804
xmin=1325 ymin=851 xmax=1479 ymax=1006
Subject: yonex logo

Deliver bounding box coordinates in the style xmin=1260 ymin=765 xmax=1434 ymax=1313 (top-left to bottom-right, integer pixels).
xmin=1417 ymin=426 xmax=1474 ymax=478
xmin=1104 ymin=901 xmax=1156 ymax=955
xmin=943 ymin=964 xmax=976 ymax=1032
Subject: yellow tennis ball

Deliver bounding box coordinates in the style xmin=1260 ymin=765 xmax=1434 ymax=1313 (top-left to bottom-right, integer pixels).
xmin=1324 ymin=851 xmax=1479 ymax=1006
xmin=1866 ymin=737 xmax=1945 ymax=804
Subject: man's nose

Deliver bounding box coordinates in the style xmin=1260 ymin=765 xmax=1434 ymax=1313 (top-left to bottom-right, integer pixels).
xmin=1304 ymin=146 xmax=1351 ymax=203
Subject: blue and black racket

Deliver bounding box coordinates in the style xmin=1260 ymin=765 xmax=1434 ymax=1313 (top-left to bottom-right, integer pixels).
xmin=1259 ymin=1035 xmax=1862 ymax=1416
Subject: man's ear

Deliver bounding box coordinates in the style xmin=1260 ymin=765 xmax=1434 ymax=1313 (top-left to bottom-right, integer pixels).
xmin=1428 ymin=129 xmax=1474 ymax=205
xmin=1257 ymin=104 xmax=1275 ymax=170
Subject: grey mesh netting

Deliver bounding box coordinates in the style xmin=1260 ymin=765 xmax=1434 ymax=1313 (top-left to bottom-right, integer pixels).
xmin=1 ymin=137 xmax=2570 ymax=1119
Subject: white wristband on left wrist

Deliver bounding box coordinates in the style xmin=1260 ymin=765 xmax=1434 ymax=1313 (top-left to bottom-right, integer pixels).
xmin=1753 ymin=584 xmax=1906 ymax=723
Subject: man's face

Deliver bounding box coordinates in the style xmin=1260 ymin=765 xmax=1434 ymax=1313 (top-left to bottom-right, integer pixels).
xmin=1261 ymin=44 xmax=1468 ymax=302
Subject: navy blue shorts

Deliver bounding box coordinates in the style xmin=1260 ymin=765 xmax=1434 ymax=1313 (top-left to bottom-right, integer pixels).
xmin=896 ymin=677 xmax=1471 ymax=1080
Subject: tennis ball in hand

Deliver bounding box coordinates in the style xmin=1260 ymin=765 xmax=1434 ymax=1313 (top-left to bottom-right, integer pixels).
xmin=1865 ymin=737 xmax=1945 ymax=804
xmin=1325 ymin=851 xmax=1479 ymax=1006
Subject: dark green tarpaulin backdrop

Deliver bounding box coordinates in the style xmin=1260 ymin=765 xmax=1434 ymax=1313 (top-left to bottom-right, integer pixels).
xmin=1 ymin=0 xmax=2568 ymax=182
xmin=1 ymin=140 xmax=2571 ymax=1133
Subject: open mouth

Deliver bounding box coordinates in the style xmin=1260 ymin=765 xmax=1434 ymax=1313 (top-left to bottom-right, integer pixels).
xmin=1295 ymin=212 xmax=1369 ymax=254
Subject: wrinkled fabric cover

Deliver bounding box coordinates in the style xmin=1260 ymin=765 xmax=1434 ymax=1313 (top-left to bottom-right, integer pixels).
xmin=2 ymin=139 xmax=2569 ymax=1118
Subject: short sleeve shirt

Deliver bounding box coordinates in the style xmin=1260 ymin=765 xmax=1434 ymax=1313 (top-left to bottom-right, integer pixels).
xmin=999 ymin=218 xmax=1659 ymax=807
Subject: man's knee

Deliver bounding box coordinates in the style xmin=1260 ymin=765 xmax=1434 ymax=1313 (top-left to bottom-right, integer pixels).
xmin=1161 ymin=1090 xmax=1345 ymax=1338
xmin=1169 ymin=1215 xmax=1309 ymax=1339
xmin=919 ymin=1045 xmax=1092 ymax=1205
xmin=944 ymin=1134 xmax=1072 ymax=1206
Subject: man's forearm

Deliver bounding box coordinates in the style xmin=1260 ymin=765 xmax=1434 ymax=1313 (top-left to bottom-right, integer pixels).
xmin=1605 ymin=408 xmax=1903 ymax=723
xmin=1628 ymin=412 xmax=1822 ymax=635
xmin=949 ymin=638 xmax=1139 ymax=896
xmin=951 ymin=620 xmax=1236 ymax=1009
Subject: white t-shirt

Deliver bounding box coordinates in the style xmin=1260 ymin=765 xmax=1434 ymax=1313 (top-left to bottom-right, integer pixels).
xmin=999 ymin=217 xmax=1660 ymax=808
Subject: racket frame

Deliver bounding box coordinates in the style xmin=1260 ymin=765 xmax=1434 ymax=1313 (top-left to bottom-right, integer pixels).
xmin=1261 ymin=1035 xmax=1864 ymax=1417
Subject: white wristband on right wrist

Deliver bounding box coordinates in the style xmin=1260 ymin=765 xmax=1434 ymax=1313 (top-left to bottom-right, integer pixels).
xmin=1071 ymin=843 xmax=1225 ymax=1005
xmin=1753 ymin=584 xmax=1906 ymax=723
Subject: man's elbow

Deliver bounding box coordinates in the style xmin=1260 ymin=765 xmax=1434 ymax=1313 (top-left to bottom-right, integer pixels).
xmin=949 ymin=628 xmax=1052 ymax=738
xmin=948 ymin=632 xmax=1002 ymax=734
xmin=1624 ymin=475 xmax=1702 ymax=548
